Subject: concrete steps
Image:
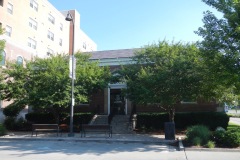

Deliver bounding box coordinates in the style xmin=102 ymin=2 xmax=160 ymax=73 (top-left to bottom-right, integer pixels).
xmin=111 ymin=115 xmax=134 ymax=134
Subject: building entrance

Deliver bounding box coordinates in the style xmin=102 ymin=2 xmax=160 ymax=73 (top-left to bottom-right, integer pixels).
xmin=110 ymin=89 xmax=125 ymax=115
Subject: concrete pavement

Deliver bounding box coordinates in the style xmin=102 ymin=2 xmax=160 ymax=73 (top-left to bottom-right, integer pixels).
xmin=230 ymin=117 xmax=240 ymax=125
xmin=0 ymin=132 xmax=240 ymax=160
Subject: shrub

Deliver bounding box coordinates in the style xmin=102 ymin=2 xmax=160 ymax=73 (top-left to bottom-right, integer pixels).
xmin=212 ymin=127 xmax=240 ymax=148
xmin=25 ymin=112 xmax=56 ymax=124
xmin=192 ymin=137 xmax=202 ymax=146
xmin=223 ymin=128 xmax=240 ymax=148
xmin=0 ymin=124 xmax=7 ymax=136
xmin=212 ymin=130 xmax=225 ymax=146
xmin=63 ymin=112 xmax=94 ymax=125
xmin=186 ymin=125 xmax=211 ymax=145
xmin=136 ymin=112 xmax=229 ymax=131
xmin=206 ymin=141 xmax=215 ymax=148
xmin=3 ymin=117 xmax=16 ymax=130
xmin=3 ymin=105 xmax=23 ymax=117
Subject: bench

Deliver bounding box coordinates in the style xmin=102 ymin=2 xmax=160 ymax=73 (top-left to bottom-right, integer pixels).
xmin=32 ymin=124 xmax=60 ymax=137
xmin=81 ymin=124 xmax=112 ymax=138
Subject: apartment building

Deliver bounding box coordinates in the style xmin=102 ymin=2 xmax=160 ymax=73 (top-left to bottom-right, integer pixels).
xmin=0 ymin=0 xmax=97 ymax=60
xmin=0 ymin=0 xmax=97 ymax=120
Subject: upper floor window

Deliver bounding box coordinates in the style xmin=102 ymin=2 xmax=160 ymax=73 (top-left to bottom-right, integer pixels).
xmin=47 ymin=30 xmax=54 ymax=41
xmin=7 ymin=2 xmax=13 ymax=14
xmin=48 ymin=14 xmax=55 ymax=24
xmin=5 ymin=25 xmax=12 ymax=37
xmin=28 ymin=37 xmax=37 ymax=49
xmin=30 ymin=0 xmax=38 ymax=11
xmin=47 ymin=48 xmax=53 ymax=56
xmin=59 ymin=38 xmax=62 ymax=46
xmin=60 ymin=23 xmax=63 ymax=31
xmin=0 ymin=50 xmax=6 ymax=66
xmin=83 ymin=42 xmax=86 ymax=49
xmin=0 ymin=0 xmax=3 ymax=7
xmin=16 ymin=56 xmax=23 ymax=65
xmin=29 ymin=18 xmax=38 ymax=30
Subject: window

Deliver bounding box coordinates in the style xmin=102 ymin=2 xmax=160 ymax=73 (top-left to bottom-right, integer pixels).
xmin=16 ymin=56 xmax=23 ymax=65
xmin=28 ymin=37 xmax=36 ymax=49
xmin=60 ymin=23 xmax=63 ymax=31
xmin=47 ymin=48 xmax=53 ymax=56
xmin=5 ymin=25 xmax=12 ymax=37
xmin=48 ymin=14 xmax=55 ymax=24
xmin=7 ymin=2 xmax=13 ymax=14
xmin=83 ymin=42 xmax=86 ymax=49
xmin=30 ymin=0 xmax=38 ymax=11
xmin=0 ymin=0 xmax=3 ymax=7
xmin=59 ymin=38 xmax=62 ymax=46
xmin=0 ymin=50 xmax=6 ymax=66
xmin=29 ymin=18 xmax=38 ymax=30
xmin=47 ymin=30 xmax=54 ymax=41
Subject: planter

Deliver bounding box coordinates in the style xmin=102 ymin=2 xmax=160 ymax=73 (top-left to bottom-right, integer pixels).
xmin=164 ymin=122 xmax=175 ymax=140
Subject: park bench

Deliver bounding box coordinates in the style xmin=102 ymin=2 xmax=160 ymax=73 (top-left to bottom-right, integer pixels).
xmin=32 ymin=124 xmax=60 ymax=137
xmin=81 ymin=124 xmax=112 ymax=138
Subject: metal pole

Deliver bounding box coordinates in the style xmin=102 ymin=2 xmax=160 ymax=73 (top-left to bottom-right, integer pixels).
xmin=66 ymin=12 xmax=75 ymax=137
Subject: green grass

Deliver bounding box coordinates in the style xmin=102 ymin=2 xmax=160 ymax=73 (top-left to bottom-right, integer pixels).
xmin=228 ymin=122 xmax=240 ymax=130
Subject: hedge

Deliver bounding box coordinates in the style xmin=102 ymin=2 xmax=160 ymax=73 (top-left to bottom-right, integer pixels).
xmin=25 ymin=112 xmax=56 ymax=124
xmin=25 ymin=112 xmax=94 ymax=125
xmin=136 ymin=112 xmax=229 ymax=130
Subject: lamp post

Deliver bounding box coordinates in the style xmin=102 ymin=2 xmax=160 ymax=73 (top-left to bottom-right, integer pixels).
xmin=65 ymin=11 xmax=75 ymax=137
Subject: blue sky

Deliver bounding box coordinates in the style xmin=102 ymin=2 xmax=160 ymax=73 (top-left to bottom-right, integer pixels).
xmin=49 ymin=0 xmax=222 ymax=51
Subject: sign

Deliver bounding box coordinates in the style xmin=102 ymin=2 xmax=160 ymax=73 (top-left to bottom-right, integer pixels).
xmin=69 ymin=55 xmax=76 ymax=79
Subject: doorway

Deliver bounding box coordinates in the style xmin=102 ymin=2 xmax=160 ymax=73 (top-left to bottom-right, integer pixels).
xmin=110 ymin=89 xmax=125 ymax=115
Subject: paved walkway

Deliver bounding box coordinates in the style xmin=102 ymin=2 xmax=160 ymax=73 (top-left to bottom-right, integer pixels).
xmin=1 ymin=132 xmax=240 ymax=160
xmin=1 ymin=131 xmax=178 ymax=144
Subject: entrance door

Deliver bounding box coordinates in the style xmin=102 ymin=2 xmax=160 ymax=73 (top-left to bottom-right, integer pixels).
xmin=110 ymin=89 xmax=125 ymax=115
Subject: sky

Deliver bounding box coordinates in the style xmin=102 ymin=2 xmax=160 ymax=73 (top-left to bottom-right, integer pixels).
xmin=49 ymin=0 xmax=222 ymax=51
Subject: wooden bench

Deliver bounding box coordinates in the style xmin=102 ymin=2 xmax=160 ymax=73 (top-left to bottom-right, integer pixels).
xmin=32 ymin=124 xmax=60 ymax=137
xmin=81 ymin=124 xmax=112 ymax=138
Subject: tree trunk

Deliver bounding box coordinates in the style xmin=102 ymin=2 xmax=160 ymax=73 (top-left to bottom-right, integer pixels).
xmin=168 ymin=107 xmax=175 ymax=122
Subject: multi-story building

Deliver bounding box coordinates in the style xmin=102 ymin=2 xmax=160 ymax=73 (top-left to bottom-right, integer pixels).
xmin=0 ymin=0 xmax=97 ymax=121
xmin=0 ymin=0 xmax=96 ymax=61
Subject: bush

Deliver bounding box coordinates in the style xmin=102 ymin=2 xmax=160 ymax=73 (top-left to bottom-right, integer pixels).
xmin=3 ymin=117 xmax=16 ymax=130
xmin=63 ymin=112 xmax=94 ymax=125
xmin=223 ymin=128 xmax=240 ymax=148
xmin=136 ymin=112 xmax=229 ymax=131
xmin=25 ymin=112 xmax=56 ymax=124
xmin=212 ymin=130 xmax=225 ymax=146
xmin=186 ymin=125 xmax=211 ymax=145
xmin=0 ymin=124 xmax=7 ymax=136
xmin=192 ymin=137 xmax=202 ymax=146
xmin=212 ymin=128 xmax=240 ymax=148
xmin=3 ymin=105 xmax=23 ymax=117
xmin=206 ymin=141 xmax=215 ymax=148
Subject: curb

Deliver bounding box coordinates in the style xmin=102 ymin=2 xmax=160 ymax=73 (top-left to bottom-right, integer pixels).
xmin=178 ymin=138 xmax=240 ymax=152
xmin=184 ymin=147 xmax=240 ymax=152
xmin=0 ymin=136 xmax=176 ymax=145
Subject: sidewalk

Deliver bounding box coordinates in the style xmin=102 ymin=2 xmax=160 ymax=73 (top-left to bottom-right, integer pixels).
xmin=0 ymin=131 xmax=180 ymax=145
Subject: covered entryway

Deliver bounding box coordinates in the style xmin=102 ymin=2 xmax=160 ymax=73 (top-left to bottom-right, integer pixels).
xmin=105 ymin=83 xmax=129 ymax=115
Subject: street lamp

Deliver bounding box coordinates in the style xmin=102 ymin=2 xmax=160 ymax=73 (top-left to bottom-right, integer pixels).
xmin=65 ymin=11 xmax=75 ymax=137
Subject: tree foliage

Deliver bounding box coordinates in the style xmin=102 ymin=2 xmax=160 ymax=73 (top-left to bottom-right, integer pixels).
xmin=120 ymin=41 xmax=207 ymax=122
xmin=196 ymin=0 xmax=240 ymax=105
xmin=0 ymin=27 xmax=5 ymax=62
xmin=0 ymin=53 xmax=111 ymax=122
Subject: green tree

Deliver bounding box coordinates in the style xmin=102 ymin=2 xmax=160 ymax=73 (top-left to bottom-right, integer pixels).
xmin=120 ymin=41 xmax=205 ymax=122
xmin=0 ymin=53 xmax=111 ymax=122
xmin=196 ymin=0 xmax=240 ymax=104
xmin=0 ymin=27 xmax=5 ymax=62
